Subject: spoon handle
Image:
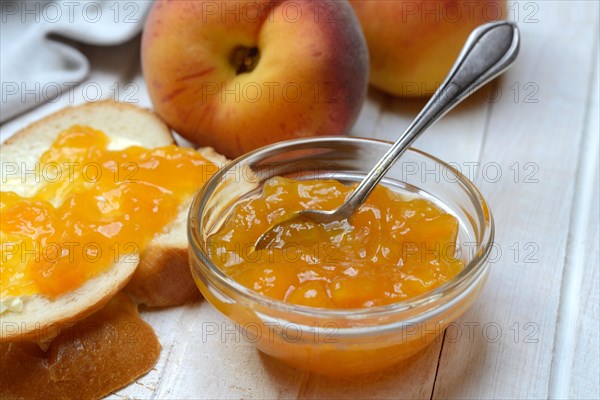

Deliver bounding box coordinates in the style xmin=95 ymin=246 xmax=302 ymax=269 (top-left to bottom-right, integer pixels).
xmin=339 ymin=21 xmax=520 ymax=218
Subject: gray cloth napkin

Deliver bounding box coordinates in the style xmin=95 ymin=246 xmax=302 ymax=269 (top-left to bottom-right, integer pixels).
xmin=1 ymin=0 xmax=152 ymax=122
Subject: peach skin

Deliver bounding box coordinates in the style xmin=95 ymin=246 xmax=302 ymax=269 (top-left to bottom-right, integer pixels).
xmin=142 ymin=0 xmax=369 ymax=158
xmin=349 ymin=0 xmax=507 ymax=97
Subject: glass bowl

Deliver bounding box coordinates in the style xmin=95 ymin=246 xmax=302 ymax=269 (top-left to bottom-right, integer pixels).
xmin=188 ymin=137 xmax=494 ymax=376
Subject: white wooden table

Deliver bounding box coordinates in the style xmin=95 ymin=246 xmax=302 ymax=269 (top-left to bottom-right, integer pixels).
xmin=1 ymin=1 xmax=598 ymax=398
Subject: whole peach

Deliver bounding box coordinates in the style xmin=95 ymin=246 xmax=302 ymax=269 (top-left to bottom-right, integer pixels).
xmin=349 ymin=0 xmax=507 ymax=97
xmin=142 ymin=0 xmax=369 ymax=158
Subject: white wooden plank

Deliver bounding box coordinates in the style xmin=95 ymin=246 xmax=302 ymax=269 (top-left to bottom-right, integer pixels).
xmin=569 ymin=164 xmax=599 ymax=399
xmin=566 ymin=42 xmax=600 ymax=399
xmin=138 ymin=303 xmax=306 ymax=400
xmin=350 ymin=88 xmax=388 ymax=139
xmin=433 ymin=1 xmax=599 ymax=398
xmin=373 ymin=87 xmax=492 ymax=163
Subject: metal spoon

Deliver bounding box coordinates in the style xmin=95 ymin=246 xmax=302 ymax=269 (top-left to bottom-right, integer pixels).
xmin=255 ymin=21 xmax=520 ymax=250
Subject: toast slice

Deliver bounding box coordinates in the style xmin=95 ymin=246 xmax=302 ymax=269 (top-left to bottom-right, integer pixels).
xmin=0 ymin=292 xmax=161 ymax=400
xmin=0 ymin=101 xmax=225 ymax=341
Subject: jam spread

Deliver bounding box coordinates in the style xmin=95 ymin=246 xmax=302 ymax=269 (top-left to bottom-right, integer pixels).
xmin=1 ymin=126 xmax=217 ymax=298
xmin=208 ymin=177 xmax=464 ymax=309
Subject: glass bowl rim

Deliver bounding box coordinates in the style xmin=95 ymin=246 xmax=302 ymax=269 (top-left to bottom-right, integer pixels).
xmin=188 ymin=136 xmax=495 ymax=320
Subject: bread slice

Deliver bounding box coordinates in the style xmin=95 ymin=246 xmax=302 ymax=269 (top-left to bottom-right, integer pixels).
xmin=0 ymin=292 xmax=161 ymax=400
xmin=124 ymin=146 xmax=228 ymax=307
xmin=0 ymin=101 xmax=225 ymax=341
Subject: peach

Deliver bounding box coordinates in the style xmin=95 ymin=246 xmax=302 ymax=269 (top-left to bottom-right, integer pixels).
xmin=142 ymin=0 xmax=369 ymax=158
xmin=349 ymin=0 xmax=507 ymax=97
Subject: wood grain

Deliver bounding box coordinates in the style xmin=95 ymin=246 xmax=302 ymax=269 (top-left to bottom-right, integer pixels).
xmin=564 ymin=40 xmax=600 ymax=400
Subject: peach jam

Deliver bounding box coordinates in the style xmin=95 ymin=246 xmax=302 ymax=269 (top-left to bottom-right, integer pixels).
xmin=207 ymin=177 xmax=464 ymax=308
xmin=1 ymin=126 xmax=217 ymax=298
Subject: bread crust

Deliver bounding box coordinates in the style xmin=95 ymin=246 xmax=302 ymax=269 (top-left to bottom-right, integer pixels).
xmin=1 ymin=101 xmax=173 ymax=149
xmin=125 ymin=245 xmax=200 ymax=306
